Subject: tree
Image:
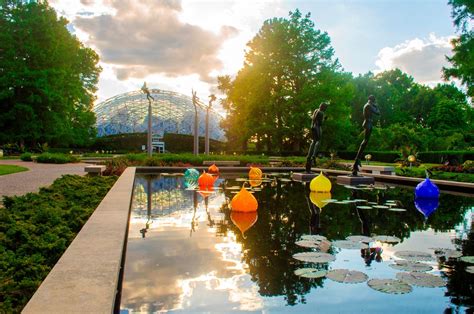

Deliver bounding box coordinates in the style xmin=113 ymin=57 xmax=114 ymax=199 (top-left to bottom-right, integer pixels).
xmin=443 ymin=0 xmax=473 ymax=97
xmin=219 ymin=10 xmax=353 ymax=153
xmin=0 ymin=1 xmax=101 ymax=149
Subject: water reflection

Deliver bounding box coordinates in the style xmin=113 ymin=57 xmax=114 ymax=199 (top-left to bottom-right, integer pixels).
xmin=121 ymin=174 xmax=474 ymax=313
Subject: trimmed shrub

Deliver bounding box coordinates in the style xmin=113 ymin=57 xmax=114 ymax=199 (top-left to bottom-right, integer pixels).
xmin=36 ymin=153 xmax=79 ymax=164
xmin=20 ymin=152 xmax=33 ymax=161
xmin=0 ymin=175 xmax=117 ymax=313
xmin=417 ymin=151 xmax=474 ymax=164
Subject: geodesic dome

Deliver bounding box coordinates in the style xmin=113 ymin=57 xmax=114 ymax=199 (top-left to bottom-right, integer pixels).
xmin=94 ymin=89 xmax=225 ymax=140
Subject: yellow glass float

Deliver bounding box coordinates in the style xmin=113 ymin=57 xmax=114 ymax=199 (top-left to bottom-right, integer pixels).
xmin=231 ymin=185 xmax=258 ymax=212
xmin=310 ymin=191 xmax=332 ymax=210
xmin=249 ymin=166 xmax=263 ymax=180
xmin=231 ymin=211 xmax=258 ymax=237
xmin=310 ymin=171 xmax=332 ymax=192
xmin=249 ymin=178 xmax=262 ymax=187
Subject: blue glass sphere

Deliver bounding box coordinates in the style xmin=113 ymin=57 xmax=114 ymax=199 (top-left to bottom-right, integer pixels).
xmin=415 ymin=198 xmax=439 ymax=218
xmin=184 ymin=168 xmax=200 ymax=181
xmin=415 ymin=177 xmax=440 ymax=199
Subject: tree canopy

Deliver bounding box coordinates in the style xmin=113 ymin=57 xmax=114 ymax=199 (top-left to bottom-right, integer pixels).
xmin=443 ymin=0 xmax=473 ymax=97
xmin=0 ymin=0 xmax=101 ymax=149
xmin=219 ymin=10 xmax=473 ymax=155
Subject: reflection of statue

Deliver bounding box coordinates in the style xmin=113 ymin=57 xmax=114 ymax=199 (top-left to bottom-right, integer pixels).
xmin=306 ymin=103 xmax=329 ymax=173
xmin=352 ymin=95 xmax=380 ymax=176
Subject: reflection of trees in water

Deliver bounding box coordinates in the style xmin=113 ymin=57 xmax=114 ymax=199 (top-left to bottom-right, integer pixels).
xmin=444 ymin=218 xmax=474 ymax=311
xmin=215 ymin=178 xmax=474 ymax=306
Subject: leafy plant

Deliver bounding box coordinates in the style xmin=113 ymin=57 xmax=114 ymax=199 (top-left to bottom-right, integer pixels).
xmin=35 ymin=153 xmax=79 ymax=164
xmin=0 ymin=175 xmax=117 ymax=312
xmin=20 ymin=152 xmax=33 ymax=161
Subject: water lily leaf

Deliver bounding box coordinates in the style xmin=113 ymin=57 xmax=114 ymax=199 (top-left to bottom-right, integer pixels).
xmin=294 ymin=268 xmax=327 ymax=278
xmin=367 ymin=279 xmax=412 ymax=294
xmin=389 ymin=260 xmax=433 ymax=272
xmin=373 ymin=205 xmax=389 ymax=209
xmin=433 ymin=249 xmax=463 ymax=259
xmin=322 ymin=199 xmax=338 ymax=203
xmin=394 ymin=251 xmax=433 ymax=261
xmin=353 ymin=199 xmax=368 ymax=202
xmin=301 ymin=235 xmax=327 ymax=242
xmin=466 ymin=266 xmax=474 ymax=274
xmin=374 ymin=235 xmax=401 ymax=243
xmin=368 ymin=202 xmax=378 ymax=205
xmin=333 ymin=240 xmax=368 ymax=249
xmin=327 ymin=269 xmax=368 ymax=284
xmin=386 ymin=200 xmax=397 ymax=203
xmin=235 ymin=178 xmax=248 ymax=182
xmin=334 ymin=201 xmax=351 ymax=204
xmin=388 ymin=208 xmax=406 ymax=212
xmin=293 ymin=252 xmax=335 ymax=263
xmin=279 ymin=178 xmax=292 ymax=182
xmin=346 ymin=235 xmax=374 ymax=243
xmin=295 ymin=240 xmax=320 ymax=248
xmin=459 ymin=256 xmax=474 ymax=264
xmin=396 ymin=272 xmax=445 ymax=287
xmin=374 ymin=186 xmax=387 ymax=190
xmin=356 ymin=206 xmax=373 ymax=210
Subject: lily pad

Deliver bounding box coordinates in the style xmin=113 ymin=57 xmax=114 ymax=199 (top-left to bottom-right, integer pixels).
xmin=353 ymin=199 xmax=368 ymax=202
xmin=433 ymin=249 xmax=463 ymax=259
xmin=334 ymin=201 xmax=351 ymax=205
xmin=235 ymin=178 xmax=249 ymax=182
xmin=388 ymin=208 xmax=407 ymax=212
xmin=356 ymin=206 xmax=373 ymax=210
xmin=293 ymin=252 xmax=336 ymax=263
xmin=373 ymin=205 xmax=389 ymax=209
xmin=368 ymin=202 xmax=378 ymax=205
xmin=389 ymin=260 xmax=433 ymax=272
xmin=367 ymin=279 xmax=412 ymax=294
xmin=466 ymin=266 xmax=474 ymax=274
xmin=394 ymin=251 xmax=433 ymax=261
xmin=301 ymin=235 xmax=327 ymax=242
xmin=327 ymin=269 xmax=368 ymax=284
xmin=346 ymin=235 xmax=374 ymax=243
xmin=374 ymin=235 xmax=401 ymax=243
xmin=279 ymin=178 xmax=292 ymax=182
xmin=295 ymin=240 xmax=320 ymax=248
xmin=460 ymin=256 xmax=474 ymax=264
xmin=396 ymin=272 xmax=445 ymax=288
xmin=333 ymin=240 xmax=368 ymax=250
xmin=294 ymin=268 xmax=327 ymax=278
xmin=322 ymin=199 xmax=338 ymax=203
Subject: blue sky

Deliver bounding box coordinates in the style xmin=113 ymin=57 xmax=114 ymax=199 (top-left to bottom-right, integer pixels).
xmin=50 ymin=0 xmax=457 ymax=104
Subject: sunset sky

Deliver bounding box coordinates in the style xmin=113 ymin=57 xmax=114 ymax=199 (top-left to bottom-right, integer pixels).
xmin=49 ymin=0 xmax=457 ymax=107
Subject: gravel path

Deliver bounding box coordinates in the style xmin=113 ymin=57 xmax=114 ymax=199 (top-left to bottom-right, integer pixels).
xmin=0 ymin=160 xmax=88 ymax=199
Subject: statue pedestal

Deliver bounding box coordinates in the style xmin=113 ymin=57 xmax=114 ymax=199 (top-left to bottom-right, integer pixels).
xmin=292 ymin=172 xmax=317 ymax=182
xmin=336 ymin=175 xmax=374 ymax=185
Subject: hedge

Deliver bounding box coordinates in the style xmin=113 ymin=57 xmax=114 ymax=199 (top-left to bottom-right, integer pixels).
xmin=35 ymin=153 xmax=79 ymax=164
xmin=0 ymin=175 xmax=117 ymax=313
xmin=417 ymin=151 xmax=474 ymax=164
xmin=92 ymin=132 xmax=225 ymax=153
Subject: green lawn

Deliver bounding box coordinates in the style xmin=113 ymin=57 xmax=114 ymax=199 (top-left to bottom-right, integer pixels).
xmin=0 ymin=165 xmax=29 ymax=176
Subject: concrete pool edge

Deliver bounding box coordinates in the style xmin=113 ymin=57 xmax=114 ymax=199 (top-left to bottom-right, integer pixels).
xmin=23 ymin=167 xmax=136 ymax=314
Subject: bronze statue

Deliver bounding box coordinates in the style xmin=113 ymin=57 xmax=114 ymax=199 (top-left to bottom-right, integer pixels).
xmin=305 ymin=102 xmax=328 ymax=173
xmin=141 ymin=82 xmax=155 ymax=102
xmin=352 ymin=95 xmax=380 ymax=176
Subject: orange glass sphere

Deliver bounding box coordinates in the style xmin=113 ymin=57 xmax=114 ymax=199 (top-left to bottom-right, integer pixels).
xmin=208 ymin=164 xmax=220 ymax=176
xmin=198 ymin=171 xmax=215 ymax=187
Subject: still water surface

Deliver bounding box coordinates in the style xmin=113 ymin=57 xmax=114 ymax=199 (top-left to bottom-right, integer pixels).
xmin=120 ymin=173 xmax=474 ymax=313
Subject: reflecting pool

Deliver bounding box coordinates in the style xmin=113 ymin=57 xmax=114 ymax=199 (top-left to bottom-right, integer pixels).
xmin=119 ymin=173 xmax=474 ymax=313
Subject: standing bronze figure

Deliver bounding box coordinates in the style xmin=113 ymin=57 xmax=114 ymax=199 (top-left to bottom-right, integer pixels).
xmin=352 ymin=95 xmax=380 ymax=176
xmin=305 ymin=102 xmax=328 ymax=173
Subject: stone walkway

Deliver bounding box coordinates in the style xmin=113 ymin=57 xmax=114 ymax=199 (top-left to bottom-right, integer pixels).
xmin=0 ymin=160 xmax=88 ymax=199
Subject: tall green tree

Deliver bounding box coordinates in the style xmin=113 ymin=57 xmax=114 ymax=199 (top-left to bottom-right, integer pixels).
xmin=0 ymin=0 xmax=101 ymax=149
xmin=219 ymin=10 xmax=353 ymax=153
xmin=443 ymin=0 xmax=473 ymax=97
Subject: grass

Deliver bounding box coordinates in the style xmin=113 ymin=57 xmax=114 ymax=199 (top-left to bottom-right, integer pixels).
xmin=0 ymin=165 xmax=29 ymax=176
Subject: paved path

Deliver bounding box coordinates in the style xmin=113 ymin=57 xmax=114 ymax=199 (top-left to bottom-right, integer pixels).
xmin=0 ymin=160 xmax=88 ymax=199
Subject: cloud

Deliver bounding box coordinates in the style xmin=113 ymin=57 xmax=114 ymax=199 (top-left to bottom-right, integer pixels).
xmin=75 ymin=0 xmax=237 ymax=81
xmin=375 ymin=34 xmax=454 ymax=84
